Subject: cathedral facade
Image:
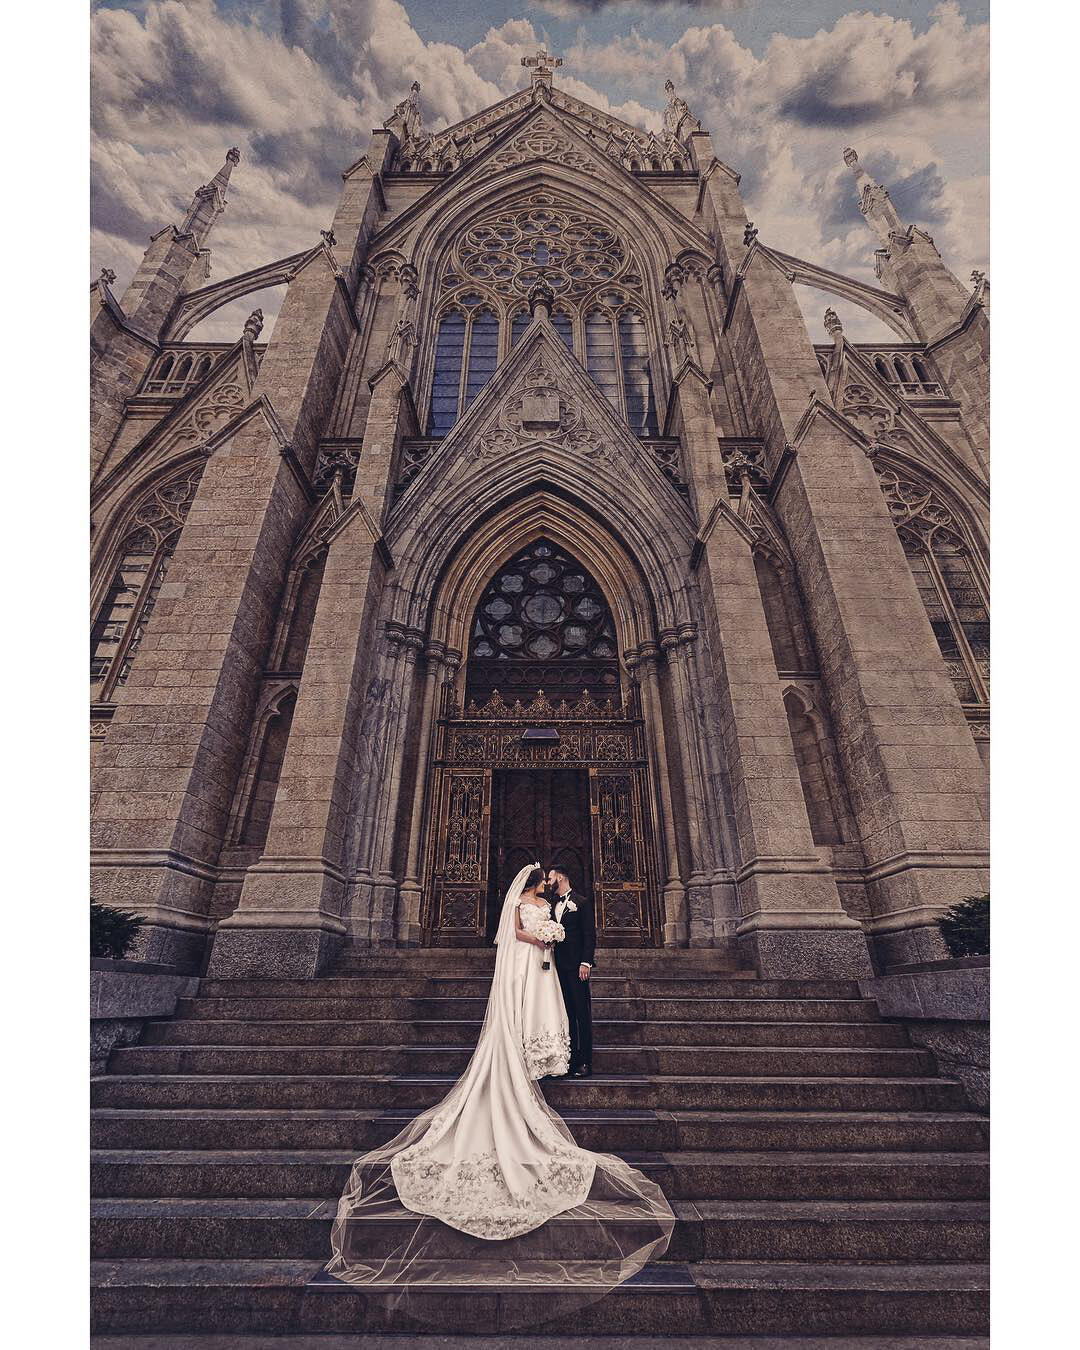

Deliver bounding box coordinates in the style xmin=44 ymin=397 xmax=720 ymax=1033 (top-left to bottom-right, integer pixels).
xmin=90 ymin=55 xmax=989 ymax=981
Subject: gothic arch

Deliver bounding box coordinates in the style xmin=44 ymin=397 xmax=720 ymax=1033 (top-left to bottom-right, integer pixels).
xmin=90 ymin=455 xmax=207 ymax=616
xmin=870 ymin=446 xmax=988 ymax=574
xmin=387 ymin=163 xmax=706 ymax=401
xmin=89 ymin=460 xmax=205 ymax=704
xmin=390 ymin=489 xmax=670 ymax=672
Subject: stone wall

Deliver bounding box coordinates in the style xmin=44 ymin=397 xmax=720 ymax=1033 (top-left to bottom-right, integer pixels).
xmin=90 ymin=958 xmax=198 ymax=1074
xmin=860 ymin=957 xmax=989 ymax=1110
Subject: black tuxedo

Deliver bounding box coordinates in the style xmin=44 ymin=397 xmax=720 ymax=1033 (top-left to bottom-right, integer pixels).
xmin=552 ymin=889 xmax=595 ymax=1071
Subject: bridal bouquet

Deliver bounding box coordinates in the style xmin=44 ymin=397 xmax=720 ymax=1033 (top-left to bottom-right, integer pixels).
xmin=534 ymin=919 xmax=565 ymax=971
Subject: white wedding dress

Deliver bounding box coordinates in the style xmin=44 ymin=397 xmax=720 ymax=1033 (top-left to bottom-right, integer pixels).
xmin=513 ymin=897 xmax=572 ymax=1081
xmin=326 ymin=864 xmax=674 ymax=1303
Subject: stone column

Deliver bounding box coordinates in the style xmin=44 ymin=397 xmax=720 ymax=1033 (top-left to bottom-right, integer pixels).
xmin=365 ymin=626 xmax=425 ymax=945
xmin=661 ymin=625 xmax=732 ymax=945
xmin=694 ymin=135 xmax=988 ymax=967
xmin=669 ymin=359 xmax=871 ymax=978
xmin=397 ymin=642 xmax=454 ymax=945
xmin=658 ymin=626 xmax=711 ymax=942
xmin=627 ymin=644 xmax=687 ymax=948
xmin=211 ymin=357 xmax=416 ymax=976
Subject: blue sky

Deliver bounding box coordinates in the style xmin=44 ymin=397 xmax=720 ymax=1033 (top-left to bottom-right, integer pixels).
xmin=91 ymin=1 xmax=989 ymax=340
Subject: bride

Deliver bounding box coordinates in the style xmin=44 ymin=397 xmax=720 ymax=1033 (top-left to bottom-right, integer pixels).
xmin=327 ymin=862 xmax=673 ymax=1294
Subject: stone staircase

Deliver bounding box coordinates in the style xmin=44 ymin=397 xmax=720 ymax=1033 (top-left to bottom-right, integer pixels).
xmin=90 ymin=949 xmax=988 ymax=1344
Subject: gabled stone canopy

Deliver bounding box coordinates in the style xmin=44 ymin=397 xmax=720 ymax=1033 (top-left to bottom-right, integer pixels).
xmin=370 ymin=99 xmax=712 ymax=272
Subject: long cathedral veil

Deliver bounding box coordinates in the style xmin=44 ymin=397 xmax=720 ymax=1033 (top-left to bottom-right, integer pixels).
xmin=326 ymin=864 xmax=674 ymax=1324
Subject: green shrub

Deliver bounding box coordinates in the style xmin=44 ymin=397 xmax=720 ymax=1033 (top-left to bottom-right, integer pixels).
xmin=936 ymin=893 xmax=989 ymax=957
xmin=91 ymin=902 xmax=144 ymax=959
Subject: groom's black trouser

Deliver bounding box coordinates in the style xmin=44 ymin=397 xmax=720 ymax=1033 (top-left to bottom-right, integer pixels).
xmin=556 ymin=961 xmax=593 ymax=1068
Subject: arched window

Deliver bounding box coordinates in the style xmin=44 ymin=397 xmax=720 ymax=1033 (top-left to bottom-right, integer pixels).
xmin=618 ymin=310 xmax=658 ymax=435
xmin=585 ymin=309 xmax=620 ymax=410
xmin=893 ymin=355 xmax=913 ymax=384
xmin=912 ymin=355 xmax=931 ymax=383
xmin=672 ymin=159 xmax=684 ymax=172
xmin=463 ymin=307 xmax=499 ymax=410
xmin=194 ymin=354 xmax=213 ymax=381
xmin=90 ymin=466 xmax=203 ymax=703
xmin=466 ymin=538 xmax=620 ymax=707
xmin=509 ymin=311 xmax=531 ymax=349
xmin=428 ymin=296 xmax=501 ymax=434
xmin=876 ymin=467 xmax=989 ymax=706
xmin=875 ymin=356 xmax=892 ymax=382
xmin=427 ymin=310 xmax=467 ymax=435
xmin=552 ymin=309 xmax=574 ymax=354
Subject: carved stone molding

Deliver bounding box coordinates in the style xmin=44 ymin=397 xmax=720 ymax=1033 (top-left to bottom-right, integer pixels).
xmin=475 ymin=354 xmax=607 ymax=460
xmin=171 ymin=382 xmax=246 ymax=449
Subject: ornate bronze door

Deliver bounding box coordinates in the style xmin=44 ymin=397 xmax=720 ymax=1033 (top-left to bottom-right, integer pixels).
xmin=422 ymin=689 xmax=661 ymax=946
xmin=426 ymin=768 xmax=491 ymax=943
xmin=487 ymin=769 xmax=593 ymax=938
xmin=590 ymin=767 xmax=652 ymax=944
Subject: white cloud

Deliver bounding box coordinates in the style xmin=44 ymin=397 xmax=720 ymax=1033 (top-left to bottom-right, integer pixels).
xmin=91 ymin=1 xmax=988 ymax=342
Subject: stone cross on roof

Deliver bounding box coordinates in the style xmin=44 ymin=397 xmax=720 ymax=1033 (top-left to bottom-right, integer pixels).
xmin=521 ymin=48 xmax=562 ymax=88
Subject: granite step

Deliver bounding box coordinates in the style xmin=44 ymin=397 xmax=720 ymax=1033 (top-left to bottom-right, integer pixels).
xmin=109 ymin=1043 xmax=936 ymax=1080
xmin=89 ymin=1107 xmax=990 ymax=1155
xmin=194 ymin=977 xmax=861 ymax=999
xmin=90 ymin=1196 xmax=989 ymax=1263
xmin=90 ymin=1149 xmax=988 ymax=1202
xmin=90 ymin=1335 xmax=991 ymax=1349
xmin=332 ymin=948 xmax=751 ymax=971
xmin=143 ymin=1017 xmax=910 ymax=1049
xmin=90 ymin=1073 xmax=970 ymax=1113
xmin=88 ymin=1258 xmax=990 ymax=1336
xmin=174 ymin=995 xmax=883 ymax=1023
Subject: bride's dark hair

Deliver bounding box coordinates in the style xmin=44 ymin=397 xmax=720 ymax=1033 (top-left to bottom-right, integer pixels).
xmin=524 ymin=866 xmax=544 ymax=891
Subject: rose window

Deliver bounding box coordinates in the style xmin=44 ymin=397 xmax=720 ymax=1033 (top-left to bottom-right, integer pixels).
xmin=443 ymin=192 xmax=640 ymax=303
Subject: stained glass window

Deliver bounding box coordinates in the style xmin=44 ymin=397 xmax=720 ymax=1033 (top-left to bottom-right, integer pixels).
xmin=466 ymin=539 xmax=621 ymax=706
xmin=428 ymin=311 xmax=466 ymax=435
xmin=463 ymin=308 xmax=499 ymax=410
xmin=585 ymin=310 xmax=620 ymax=412
xmin=618 ymin=310 xmax=658 ymax=435
xmin=552 ymin=310 xmax=574 ymax=354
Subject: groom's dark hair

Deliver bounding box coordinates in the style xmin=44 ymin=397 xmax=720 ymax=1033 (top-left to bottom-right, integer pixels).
xmin=550 ymin=866 xmax=570 ymax=886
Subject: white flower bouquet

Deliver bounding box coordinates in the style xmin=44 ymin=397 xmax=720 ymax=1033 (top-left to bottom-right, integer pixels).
xmin=534 ymin=918 xmax=565 ymax=970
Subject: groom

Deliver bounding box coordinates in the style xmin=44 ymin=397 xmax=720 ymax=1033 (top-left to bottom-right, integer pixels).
xmin=547 ymin=866 xmax=595 ymax=1078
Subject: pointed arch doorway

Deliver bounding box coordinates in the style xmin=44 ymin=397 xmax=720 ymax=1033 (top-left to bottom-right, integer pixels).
xmin=419 ymin=538 xmax=661 ymax=947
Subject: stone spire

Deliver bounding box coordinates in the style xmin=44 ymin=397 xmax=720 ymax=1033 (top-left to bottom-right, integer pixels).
xmin=842 ymin=146 xmax=905 ymax=246
xmin=663 ymin=79 xmax=699 ymax=140
xmin=179 ymin=147 xmax=241 ymax=250
xmin=384 ymin=81 xmax=423 ymax=141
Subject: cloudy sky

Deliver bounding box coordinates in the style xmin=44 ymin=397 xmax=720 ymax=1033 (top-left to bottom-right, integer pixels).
xmin=91 ymin=0 xmax=989 ymax=341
